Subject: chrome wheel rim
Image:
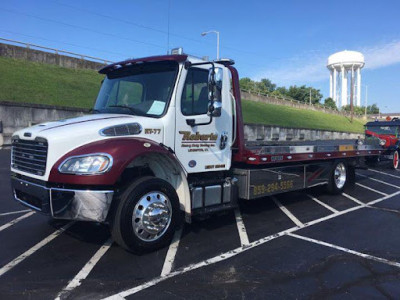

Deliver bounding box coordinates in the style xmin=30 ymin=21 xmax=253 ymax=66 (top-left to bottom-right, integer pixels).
xmin=132 ymin=191 xmax=172 ymax=242
xmin=334 ymin=162 xmax=347 ymax=189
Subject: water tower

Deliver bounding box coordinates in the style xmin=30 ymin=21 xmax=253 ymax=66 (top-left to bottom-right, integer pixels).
xmin=327 ymin=51 xmax=365 ymax=108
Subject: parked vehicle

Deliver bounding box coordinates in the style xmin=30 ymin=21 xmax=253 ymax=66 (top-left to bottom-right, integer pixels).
xmin=365 ymin=118 xmax=400 ymax=169
xmin=10 ymin=49 xmax=383 ymax=253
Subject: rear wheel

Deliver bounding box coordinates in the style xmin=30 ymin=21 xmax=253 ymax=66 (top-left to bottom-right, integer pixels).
xmin=111 ymin=176 xmax=182 ymax=254
xmin=327 ymin=161 xmax=348 ymax=194
xmin=393 ymin=150 xmax=399 ymax=169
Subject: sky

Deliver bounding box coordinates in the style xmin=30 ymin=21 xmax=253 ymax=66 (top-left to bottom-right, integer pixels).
xmin=1 ymin=0 xmax=400 ymax=112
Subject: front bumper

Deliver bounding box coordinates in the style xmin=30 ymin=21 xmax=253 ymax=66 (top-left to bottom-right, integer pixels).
xmin=11 ymin=177 xmax=114 ymax=222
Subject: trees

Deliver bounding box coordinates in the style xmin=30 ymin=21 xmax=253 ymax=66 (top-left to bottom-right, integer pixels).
xmin=238 ymin=78 xmax=323 ymax=104
xmin=286 ymin=85 xmax=323 ymax=104
xmin=341 ymin=103 xmax=380 ymax=115
xmin=367 ymin=104 xmax=379 ymax=114
xmin=324 ymin=97 xmax=337 ymax=110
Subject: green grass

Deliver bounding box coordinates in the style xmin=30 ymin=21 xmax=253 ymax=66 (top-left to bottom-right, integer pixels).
xmin=242 ymin=100 xmax=365 ymax=133
xmin=0 ymin=56 xmax=103 ymax=108
xmin=0 ymin=56 xmax=365 ymax=133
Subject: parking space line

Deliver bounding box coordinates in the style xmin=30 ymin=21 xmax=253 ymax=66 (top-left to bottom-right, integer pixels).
xmin=102 ymin=190 xmax=400 ymax=299
xmin=0 ymin=211 xmax=35 ymax=232
xmin=342 ymin=193 xmax=365 ymax=205
xmin=0 ymin=209 xmax=31 ymax=217
xmin=56 ymin=238 xmax=113 ymax=300
xmin=288 ymin=233 xmax=400 ymax=268
xmin=368 ymin=169 xmax=400 ymax=179
xmin=272 ymin=196 xmax=303 ymax=227
xmin=367 ymin=206 xmax=400 ymax=214
xmin=101 ymin=225 xmax=300 ymax=300
xmin=160 ymin=227 xmax=183 ymax=277
xmin=306 ymin=194 xmax=338 ymax=213
xmin=234 ymin=208 xmax=250 ymax=246
xmin=356 ymin=173 xmax=400 ymax=189
xmin=355 ymin=183 xmax=388 ymax=196
xmin=0 ymin=222 xmax=74 ymax=277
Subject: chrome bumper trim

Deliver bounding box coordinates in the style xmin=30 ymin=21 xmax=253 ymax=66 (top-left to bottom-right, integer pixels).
xmin=11 ymin=177 xmax=114 ymax=222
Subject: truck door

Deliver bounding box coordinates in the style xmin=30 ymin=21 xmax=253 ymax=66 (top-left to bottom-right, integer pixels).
xmin=174 ymin=65 xmax=232 ymax=173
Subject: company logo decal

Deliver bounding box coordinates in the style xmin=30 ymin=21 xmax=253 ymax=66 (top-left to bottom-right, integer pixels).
xmin=179 ymin=131 xmax=218 ymax=152
xmin=179 ymin=131 xmax=218 ymax=141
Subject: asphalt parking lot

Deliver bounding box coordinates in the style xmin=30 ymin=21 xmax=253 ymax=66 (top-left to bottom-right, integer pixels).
xmin=1 ymin=148 xmax=400 ymax=299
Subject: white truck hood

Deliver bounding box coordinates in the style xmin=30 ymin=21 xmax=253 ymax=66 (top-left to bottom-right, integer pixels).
xmin=11 ymin=114 xmax=164 ymax=181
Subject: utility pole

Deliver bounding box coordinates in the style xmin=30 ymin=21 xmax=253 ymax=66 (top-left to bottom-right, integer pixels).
xmin=364 ymin=85 xmax=368 ymax=119
xmin=309 ymin=88 xmax=312 ymax=105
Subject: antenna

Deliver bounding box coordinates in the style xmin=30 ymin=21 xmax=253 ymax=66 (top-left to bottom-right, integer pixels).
xmin=167 ymin=0 xmax=171 ymax=54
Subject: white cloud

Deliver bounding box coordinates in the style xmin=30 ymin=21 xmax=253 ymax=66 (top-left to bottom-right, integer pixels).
xmin=254 ymin=40 xmax=400 ymax=86
xmin=363 ymin=40 xmax=400 ymax=69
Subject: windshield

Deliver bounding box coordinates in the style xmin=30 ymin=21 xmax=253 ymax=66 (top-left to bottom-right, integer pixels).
xmin=366 ymin=125 xmax=399 ymax=136
xmin=94 ymin=61 xmax=178 ymax=117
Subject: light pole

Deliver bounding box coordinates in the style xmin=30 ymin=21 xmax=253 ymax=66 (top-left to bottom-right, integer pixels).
xmin=364 ymin=85 xmax=368 ymax=119
xmin=201 ymin=30 xmax=220 ymax=60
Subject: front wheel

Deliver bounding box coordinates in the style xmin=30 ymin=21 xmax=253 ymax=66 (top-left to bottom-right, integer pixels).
xmin=111 ymin=176 xmax=182 ymax=254
xmin=327 ymin=161 xmax=348 ymax=194
xmin=393 ymin=150 xmax=399 ymax=170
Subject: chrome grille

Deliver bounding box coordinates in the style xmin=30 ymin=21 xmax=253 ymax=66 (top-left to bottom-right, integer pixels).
xmin=11 ymin=137 xmax=48 ymax=176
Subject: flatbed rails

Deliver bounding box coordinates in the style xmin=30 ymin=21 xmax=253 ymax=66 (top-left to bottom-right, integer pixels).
xmin=237 ymin=139 xmax=382 ymax=166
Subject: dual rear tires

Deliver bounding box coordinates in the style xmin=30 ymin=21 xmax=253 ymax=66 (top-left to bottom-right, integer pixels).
xmin=111 ymin=176 xmax=182 ymax=254
xmin=327 ymin=161 xmax=354 ymax=194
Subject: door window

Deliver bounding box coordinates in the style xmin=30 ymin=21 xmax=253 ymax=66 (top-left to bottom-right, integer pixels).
xmin=181 ymin=68 xmax=209 ymax=116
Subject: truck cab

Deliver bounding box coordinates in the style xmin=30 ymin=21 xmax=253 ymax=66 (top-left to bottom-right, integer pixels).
xmin=11 ymin=53 xmax=241 ymax=253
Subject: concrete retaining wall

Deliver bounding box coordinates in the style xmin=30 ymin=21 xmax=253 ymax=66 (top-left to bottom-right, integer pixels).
xmin=0 ymin=43 xmax=106 ymax=70
xmin=0 ymin=101 xmax=88 ymax=145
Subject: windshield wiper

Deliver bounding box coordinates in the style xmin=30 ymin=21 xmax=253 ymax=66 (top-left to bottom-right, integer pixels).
xmin=107 ymin=105 xmax=138 ymax=114
xmin=89 ymin=108 xmax=102 ymax=114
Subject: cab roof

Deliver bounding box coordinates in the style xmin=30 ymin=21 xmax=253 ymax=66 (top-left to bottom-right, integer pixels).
xmin=99 ymin=54 xmax=235 ymax=74
xmin=99 ymin=54 xmax=188 ymax=74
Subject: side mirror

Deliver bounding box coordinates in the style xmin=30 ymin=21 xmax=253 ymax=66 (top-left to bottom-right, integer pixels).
xmin=208 ymin=67 xmax=223 ymax=117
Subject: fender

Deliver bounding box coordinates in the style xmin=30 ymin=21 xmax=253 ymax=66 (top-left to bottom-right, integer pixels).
xmin=49 ymin=137 xmax=177 ymax=185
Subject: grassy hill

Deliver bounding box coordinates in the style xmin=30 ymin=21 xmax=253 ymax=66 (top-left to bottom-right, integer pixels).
xmin=0 ymin=56 xmax=103 ymax=108
xmin=242 ymin=100 xmax=365 ymax=133
xmin=0 ymin=56 xmax=364 ymax=133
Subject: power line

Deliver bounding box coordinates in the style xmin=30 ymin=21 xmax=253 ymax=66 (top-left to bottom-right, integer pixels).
xmin=0 ymin=7 xmax=166 ymax=50
xmin=0 ymin=29 xmax=130 ymax=59
xmin=50 ymin=1 xmax=273 ymax=58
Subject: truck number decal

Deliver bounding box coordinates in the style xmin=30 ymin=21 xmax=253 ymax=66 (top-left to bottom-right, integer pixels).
xmin=145 ymin=128 xmax=161 ymax=134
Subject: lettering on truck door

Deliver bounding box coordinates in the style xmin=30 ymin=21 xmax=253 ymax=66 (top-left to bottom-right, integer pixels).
xmin=174 ymin=65 xmax=232 ymax=173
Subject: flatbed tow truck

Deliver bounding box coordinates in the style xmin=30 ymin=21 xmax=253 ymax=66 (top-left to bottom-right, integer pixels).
xmin=10 ymin=49 xmax=382 ymax=253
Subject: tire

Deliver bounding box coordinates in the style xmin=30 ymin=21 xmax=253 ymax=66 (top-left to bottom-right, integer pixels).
xmin=327 ymin=161 xmax=348 ymax=194
xmin=111 ymin=176 xmax=182 ymax=254
xmin=393 ymin=150 xmax=399 ymax=170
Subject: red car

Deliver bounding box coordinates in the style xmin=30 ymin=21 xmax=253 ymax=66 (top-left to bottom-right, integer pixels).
xmin=365 ymin=118 xmax=400 ymax=169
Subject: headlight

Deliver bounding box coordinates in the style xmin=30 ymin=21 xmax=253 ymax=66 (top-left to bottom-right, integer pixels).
xmin=58 ymin=153 xmax=113 ymax=175
xmin=379 ymin=139 xmax=386 ymax=146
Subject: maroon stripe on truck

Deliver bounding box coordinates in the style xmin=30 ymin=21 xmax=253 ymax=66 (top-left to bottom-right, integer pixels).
xmin=48 ymin=137 xmax=175 ymax=186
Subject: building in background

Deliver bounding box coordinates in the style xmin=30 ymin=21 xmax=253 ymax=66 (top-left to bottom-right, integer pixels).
xmin=327 ymin=51 xmax=365 ymax=108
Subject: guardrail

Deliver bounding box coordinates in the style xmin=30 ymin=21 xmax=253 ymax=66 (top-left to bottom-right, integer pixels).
xmin=0 ymin=37 xmax=113 ymax=64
